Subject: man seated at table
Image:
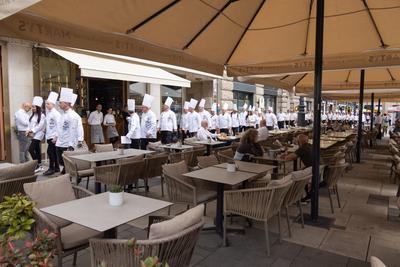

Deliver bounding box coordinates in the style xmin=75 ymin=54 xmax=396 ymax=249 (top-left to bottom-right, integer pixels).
xmin=257 ymin=119 xmax=269 ymax=142
xmin=196 ymin=120 xmax=216 ymax=141
xmin=234 ymin=129 xmax=264 ymax=162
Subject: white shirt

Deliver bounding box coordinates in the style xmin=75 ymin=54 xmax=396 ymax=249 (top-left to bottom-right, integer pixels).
xmin=29 ymin=113 xmax=46 ymax=140
xmin=375 ymin=115 xmax=382 ymax=124
xmin=239 ymin=111 xmax=247 ymax=126
xmin=126 ymin=113 xmax=141 ymax=139
xmin=103 ymin=114 xmax=116 ymax=126
xmin=88 ymin=110 xmax=103 ymax=125
xmin=265 ymin=112 xmax=277 ymax=127
xmin=277 ymin=113 xmax=285 ymax=122
xmin=196 ymin=127 xmax=214 ymax=141
xmin=362 ymin=114 xmax=366 ymax=123
xmin=289 ymin=112 xmax=297 ymax=121
xmin=180 ymin=112 xmax=189 ymax=130
xmin=247 ymin=114 xmax=257 ymax=127
xmin=141 ymin=110 xmax=157 ymax=139
xmin=219 ymin=112 xmax=231 ymax=129
xmin=198 ymin=110 xmax=212 ymax=129
xmin=258 ymin=126 xmax=269 ymax=141
xmin=14 ymin=109 xmax=30 ymax=131
xmin=231 ymin=113 xmax=240 ymax=128
xmin=188 ymin=111 xmax=201 ymax=133
xmin=321 ymin=113 xmax=327 ymax=121
xmin=45 ymin=108 xmax=61 ymax=140
xmin=158 ymin=109 xmax=177 ymax=132
xmin=210 ymin=114 xmax=219 ymax=130
xmin=56 ymin=108 xmax=84 ymax=148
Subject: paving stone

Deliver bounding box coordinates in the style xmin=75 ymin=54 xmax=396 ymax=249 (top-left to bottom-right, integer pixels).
xmin=367 ymin=194 xmax=389 ymax=207
xmin=296 ymin=246 xmax=349 ymax=265
xmin=367 ymin=235 xmax=400 ymax=267
xmin=283 ymin=223 xmax=329 ymax=248
xmin=346 ymin=258 xmax=370 ymax=267
xmin=271 ymin=257 xmax=292 ymax=266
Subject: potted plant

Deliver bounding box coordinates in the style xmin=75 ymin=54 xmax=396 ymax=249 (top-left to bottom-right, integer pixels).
xmin=109 ymin=185 xmax=124 ymax=206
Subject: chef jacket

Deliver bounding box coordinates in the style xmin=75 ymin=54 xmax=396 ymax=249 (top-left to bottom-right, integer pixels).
xmin=56 ymin=108 xmax=84 ymax=148
xmin=231 ymin=113 xmax=240 ymax=128
xmin=219 ymin=112 xmax=232 ymax=129
xmin=188 ymin=111 xmax=201 ymax=133
xmin=141 ymin=110 xmax=157 ymax=139
xmin=46 ymin=108 xmax=61 ymax=140
xmin=29 ymin=113 xmax=46 ymax=140
xmin=158 ymin=109 xmax=177 ymax=132
xmin=126 ymin=113 xmax=141 ymax=139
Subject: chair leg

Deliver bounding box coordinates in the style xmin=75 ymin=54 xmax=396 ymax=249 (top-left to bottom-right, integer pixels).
xmin=161 ymin=175 xmax=164 ymax=197
xmin=223 ymin=212 xmax=228 ymax=247
xmin=335 ymin=185 xmax=341 ymax=208
xmin=57 ymin=255 xmax=63 ymax=267
xmin=285 ymin=207 xmax=292 ymax=238
xmin=73 ymin=252 xmax=77 ymax=266
xmin=264 ymin=220 xmax=270 ymax=256
xmin=167 ymin=205 xmax=171 ymax=215
xmin=277 ymin=211 xmax=282 ymax=243
xmin=204 ymin=203 xmax=207 ymax=216
xmin=145 ymin=177 xmax=149 ymax=192
xmin=328 ymin=188 xmax=334 ymax=214
xmin=186 ymin=204 xmax=190 ymax=210
xmin=298 ymin=200 xmax=305 ymax=228
xmin=86 ymin=177 xmax=89 ymax=189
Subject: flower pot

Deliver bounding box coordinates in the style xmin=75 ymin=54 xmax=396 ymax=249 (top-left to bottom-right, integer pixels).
xmin=108 ymin=192 xmax=124 ymax=206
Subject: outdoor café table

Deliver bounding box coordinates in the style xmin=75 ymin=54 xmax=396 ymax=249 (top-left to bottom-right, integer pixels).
xmin=68 ymin=149 xmax=155 ymax=193
xmin=214 ymin=161 xmax=275 ymax=176
xmin=41 ymin=192 xmax=172 ymax=238
xmin=326 ymin=131 xmax=354 ymax=138
xmin=159 ymin=143 xmax=194 ymax=152
xmin=320 ymin=136 xmax=346 ymax=142
xmin=183 ymin=166 xmax=259 ymax=238
xmin=252 ymin=153 xmax=298 ymax=177
xmin=0 ymin=162 xmax=15 ymax=169
xmin=194 ymin=140 xmax=226 ymax=155
xmin=309 ymin=140 xmax=338 ymax=149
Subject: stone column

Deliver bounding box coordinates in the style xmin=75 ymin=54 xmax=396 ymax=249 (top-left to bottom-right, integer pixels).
xmin=149 ymin=83 xmax=161 ymax=117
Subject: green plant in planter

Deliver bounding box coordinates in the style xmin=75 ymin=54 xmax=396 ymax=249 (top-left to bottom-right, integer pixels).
xmin=109 ymin=185 xmax=123 ymax=193
xmin=0 ymin=194 xmax=35 ymax=240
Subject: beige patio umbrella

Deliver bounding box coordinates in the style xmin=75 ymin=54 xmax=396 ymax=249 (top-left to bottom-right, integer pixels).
xmin=1 ymin=0 xmax=400 ymax=76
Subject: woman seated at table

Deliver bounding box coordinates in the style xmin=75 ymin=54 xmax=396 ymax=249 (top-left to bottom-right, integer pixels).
xmin=234 ymin=129 xmax=263 ymax=162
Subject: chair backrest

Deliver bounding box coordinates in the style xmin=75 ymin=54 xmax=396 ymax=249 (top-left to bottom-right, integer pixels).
xmin=145 ymin=152 xmax=169 ymax=179
xmin=162 ymin=161 xmax=194 ymax=187
xmin=120 ymin=159 xmax=146 ymax=186
xmin=117 ymin=154 xmax=144 ymax=164
xmin=89 ymin=220 xmax=204 ymax=267
xmin=282 ymin=174 xmax=312 ymax=207
xmin=63 ymin=150 xmax=92 ymax=170
xmin=93 ymin=163 xmax=121 ymax=186
xmin=94 ymin=144 xmax=114 ymax=152
xmin=197 ymin=155 xmax=219 ymax=169
xmin=0 ymin=175 xmax=37 ymax=202
xmin=190 ymin=147 xmax=206 ymax=167
xmin=216 ymin=148 xmax=234 ymax=163
xmin=62 ymin=154 xmax=79 ymax=177
xmin=323 ymin=164 xmax=347 ymax=187
xmin=0 ymin=160 xmax=37 ymax=180
xmin=266 ymin=179 xmax=293 ymax=219
xmin=169 ymin=150 xmax=193 ymax=165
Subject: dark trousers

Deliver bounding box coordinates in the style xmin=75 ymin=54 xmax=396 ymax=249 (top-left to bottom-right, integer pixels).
xmin=267 ymin=126 xmax=274 ymax=130
xmin=161 ymin=131 xmax=173 ymax=144
xmin=239 ymin=126 xmax=246 ymax=132
xmin=232 ymin=127 xmax=239 ymax=135
xmin=47 ymin=139 xmax=59 ymax=170
xmin=278 ymin=121 xmax=285 ymax=129
xmin=210 ymin=129 xmax=216 ymax=134
xmin=140 ymin=138 xmax=157 ymax=150
xmin=56 ymin=146 xmax=68 ymax=169
xmin=29 ymin=139 xmax=42 ymax=164
xmin=290 ymin=121 xmax=295 ymax=127
xmin=129 ymin=139 xmax=140 ymax=149
xmin=220 ymin=128 xmax=229 ymax=134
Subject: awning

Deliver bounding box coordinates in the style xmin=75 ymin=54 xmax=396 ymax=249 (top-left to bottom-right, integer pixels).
xmin=47 ymin=46 xmax=191 ymax=88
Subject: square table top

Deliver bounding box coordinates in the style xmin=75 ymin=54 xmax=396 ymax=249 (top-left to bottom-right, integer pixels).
xmin=194 ymin=140 xmax=226 ymax=146
xmin=309 ymin=140 xmax=337 ymax=149
xmin=252 ymin=153 xmax=293 ymax=162
xmin=183 ymin=166 xmax=258 ymax=186
xmin=159 ymin=144 xmax=194 ymax=150
xmin=214 ymin=161 xmax=276 ymax=174
xmin=68 ymin=149 xmax=154 ymax=163
xmin=0 ymin=162 xmax=15 ymax=169
xmin=41 ymin=193 xmax=172 ymax=232
xmin=325 ymin=131 xmax=354 ymax=138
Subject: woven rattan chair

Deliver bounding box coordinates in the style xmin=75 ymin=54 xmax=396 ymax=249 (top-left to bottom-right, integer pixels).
xmin=223 ymin=179 xmax=292 ymax=256
xmin=121 ymin=158 xmax=146 ymax=192
xmin=168 ymin=150 xmax=193 ymax=165
xmin=323 ymin=163 xmax=347 ymax=213
xmin=197 ymin=154 xmax=219 ymax=169
xmin=89 ymin=219 xmax=204 ymax=267
xmin=94 ymin=144 xmax=114 ymax=152
xmin=25 ymin=177 xmax=103 ymax=267
xmin=190 ymin=146 xmax=206 ymax=167
xmin=144 ymin=152 xmax=169 ymax=196
xmin=62 ymin=153 xmax=94 ymax=189
xmin=0 ymin=175 xmax=37 ymax=201
xmin=216 ymin=148 xmax=234 ymax=163
xmin=162 ymin=161 xmax=217 ymax=215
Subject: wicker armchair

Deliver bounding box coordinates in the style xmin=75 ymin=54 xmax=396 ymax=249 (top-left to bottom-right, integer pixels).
xmin=94 ymin=144 xmax=114 ymax=152
xmin=93 ymin=163 xmax=120 ymax=191
xmin=197 ymin=154 xmax=219 ymax=169
xmin=62 ymin=152 xmax=94 ymax=189
xmin=190 ymin=146 xmax=206 ymax=167
xmin=144 ymin=152 xmax=169 ymax=196
xmin=168 ymin=150 xmax=193 ymax=165
xmin=323 ymin=164 xmax=347 ymax=213
xmin=223 ymin=179 xmax=292 ymax=256
xmin=90 ymin=219 xmax=204 ymax=267
xmin=216 ymin=148 xmax=235 ymax=163
xmin=162 ymin=161 xmax=217 ymax=215
xmin=120 ymin=159 xmax=146 ymax=192
xmin=29 ymin=183 xmax=102 ymax=267
xmin=0 ymin=175 xmax=37 ymax=201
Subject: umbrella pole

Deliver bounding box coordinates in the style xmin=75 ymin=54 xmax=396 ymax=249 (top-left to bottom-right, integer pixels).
xmin=357 ymin=69 xmax=365 ymax=163
xmin=370 ymin=93 xmax=374 ymax=147
xmin=311 ymin=0 xmax=324 ymax=221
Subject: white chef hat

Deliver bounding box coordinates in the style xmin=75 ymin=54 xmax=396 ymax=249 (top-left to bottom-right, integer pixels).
xmin=46 ymin=92 xmax=59 ymax=105
xmin=71 ymin=94 xmax=78 ymax=106
xmin=127 ymin=99 xmax=135 ymax=111
xmin=233 ymin=104 xmax=238 ymax=111
xmin=183 ymin=101 xmax=190 ymax=110
xmin=223 ymin=102 xmax=229 ymax=110
xmin=164 ymin=97 xmax=173 ymax=107
xmin=243 ymin=103 xmax=248 ymax=110
xmin=252 ymin=106 xmax=256 ymax=112
xmin=199 ymin=99 xmax=206 ymax=108
xmin=59 ymin=87 xmax=74 ymax=103
xmin=189 ymin=98 xmax=198 ymax=109
xmin=142 ymin=94 xmax=154 ymax=108
xmin=268 ymin=107 xmax=273 ymax=112
xmin=32 ymin=96 xmax=43 ymax=107
xmin=211 ymin=103 xmax=217 ymax=113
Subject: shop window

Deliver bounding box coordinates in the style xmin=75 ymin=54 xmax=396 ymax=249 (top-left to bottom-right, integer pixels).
xmin=233 ymin=91 xmax=253 ymax=110
xmin=161 ymin=85 xmax=183 ymax=123
xmin=265 ymin=95 xmax=277 ymax=112
xmin=128 ymin=82 xmax=147 ymax=112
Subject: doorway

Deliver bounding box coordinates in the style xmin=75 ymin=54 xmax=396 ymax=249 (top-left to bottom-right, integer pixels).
xmin=88 ymin=79 xmax=124 ymax=113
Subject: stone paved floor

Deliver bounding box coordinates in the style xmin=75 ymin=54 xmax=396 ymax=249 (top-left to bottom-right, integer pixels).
xmin=36 ymin=138 xmax=400 ymax=266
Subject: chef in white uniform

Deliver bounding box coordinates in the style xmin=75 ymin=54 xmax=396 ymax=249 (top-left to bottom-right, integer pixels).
xmin=321 ymin=112 xmax=328 ymax=124
xmin=210 ymin=103 xmax=219 ymax=134
xmin=188 ymin=98 xmax=201 ymax=137
xmin=140 ymin=94 xmax=157 ymax=150
xmin=27 ymin=96 xmax=46 ymax=172
xmin=125 ymin=99 xmax=141 ymax=149
xmin=289 ymin=111 xmax=297 ymax=127
xmin=231 ymin=104 xmax=240 ymax=135
xmin=180 ymin=101 xmax=190 ymax=140
xmin=14 ymin=102 xmax=32 ymax=163
xmin=265 ymin=107 xmax=277 ymax=130
xmin=158 ymin=97 xmax=177 ymax=144
xmin=277 ymin=110 xmax=286 ymax=129
xmin=239 ymin=103 xmax=248 ymax=132
xmin=43 ymin=92 xmax=61 ymax=176
xmin=56 ymin=88 xmax=84 ymax=174
xmin=219 ymin=103 xmax=231 ymax=134
xmin=197 ymin=120 xmax=216 ymax=141
xmin=198 ymin=99 xmax=212 ymax=129
xmin=88 ymin=104 xmax=104 ymax=145
xmin=246 ymin=105 xmax=257 ymax=129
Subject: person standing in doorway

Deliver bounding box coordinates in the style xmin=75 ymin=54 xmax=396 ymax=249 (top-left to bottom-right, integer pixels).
xmin=27 ymin=96 xmax=46 ymax=172
xmin=43 ymin=92 xmax=61 ymax=176
xmin=158 ymin=97 xmax=177 ymax=144
xmin=88 ymin=104 xmax=104 ymax=146
xmin=14 ymin=102 xmax=32 ymax=163
xmin=126 ymin=99 xmax=141 ymax=149
xmin=188 ymin=98 xmax=201 ymax=137
xmin=140 ymin=94 xmax=157 ymax=150
xmin=104 ymin=107 xmax=119 ymax=147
